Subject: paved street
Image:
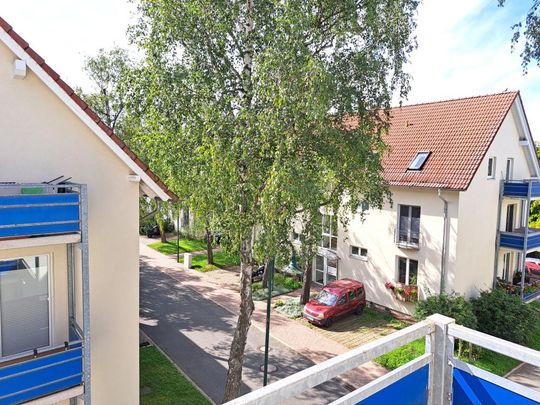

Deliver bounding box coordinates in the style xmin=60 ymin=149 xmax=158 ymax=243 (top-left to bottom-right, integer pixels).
xmin=140 ymin=255 xmax=351 ymax=404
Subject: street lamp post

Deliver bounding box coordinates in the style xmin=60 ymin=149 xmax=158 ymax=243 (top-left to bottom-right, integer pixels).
xmin=263 ymin=258 xmax=275 ymax=386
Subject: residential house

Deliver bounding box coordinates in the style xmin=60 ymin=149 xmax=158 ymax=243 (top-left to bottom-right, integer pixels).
xmin=314 ymin=92 xmax=540 ymax=314
xmin=0 ymin=17 xmax=174 ymax=404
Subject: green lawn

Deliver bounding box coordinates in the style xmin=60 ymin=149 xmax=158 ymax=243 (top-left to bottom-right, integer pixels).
xmin=140 ymin=346 xmax=209 ymax=405
xmin=148 ymin=238 xmax=207 ymax=255
xmin=375 ymin=300 xmax=540 ymax=376
xmin=178 ymin=251 xmax=240 ymax=272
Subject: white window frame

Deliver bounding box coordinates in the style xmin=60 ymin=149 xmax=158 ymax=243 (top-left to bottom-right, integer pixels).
xmin=408 ymin=151 xmax=430 ymax=170
xmin=356 ymin=201 xmax=369 ymax=214
xmin=487 ymin=157 xmax=496 ymax=179
xmin=397 ymin=256 xmax=418 ymax=286
xmin=0 ymin=254 xmax=53 ymax=359
xmin=506 ymin=158 xmax=514 ymax=181
xmin=350 ymin=245 xmax=368 ymax=261
xmin=397 ymin=205 xmax=421 ymax=246
xmin=321 ymin=214 xmax=338 ymax=251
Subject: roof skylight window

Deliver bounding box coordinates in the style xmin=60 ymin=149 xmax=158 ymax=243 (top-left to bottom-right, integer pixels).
xmin=408 ymin=151 xmax=430 ymax=170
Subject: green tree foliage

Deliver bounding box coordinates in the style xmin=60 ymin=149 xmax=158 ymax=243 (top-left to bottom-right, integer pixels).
xmin=415 ymin=292 xmax=477 ymax=329
xmin=499 ymin=0 xmax=540 ymax=72
xmin=129 ymin=1 xmax=419 ymax=400
xmin=79 ymin=47 xmax=134 ymax=137
xmin=472 ymin=289 xmax=537 ymax=345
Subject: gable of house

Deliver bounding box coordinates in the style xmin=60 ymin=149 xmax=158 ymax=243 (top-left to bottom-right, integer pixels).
xmin=0 ymin=16 xmax=175 ymax=201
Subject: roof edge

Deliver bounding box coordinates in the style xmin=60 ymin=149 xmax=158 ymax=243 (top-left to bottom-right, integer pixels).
xmin=457 ymin=91 xmax=519 ymax=192
xmin=0 ymin=16 xmax=177 ymax=202
xmin=391 ymin=90 xmax=520 ymax=111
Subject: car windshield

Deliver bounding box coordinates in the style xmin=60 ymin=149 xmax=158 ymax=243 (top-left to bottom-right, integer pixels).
xmin=315 ymin=290 xmax=338 ymax=306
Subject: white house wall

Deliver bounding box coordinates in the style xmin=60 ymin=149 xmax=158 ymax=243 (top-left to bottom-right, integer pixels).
xmin=0 ymin=41 xmax=140 ymax=404
xmin=336 ymin=187 xmax=459 ymax=315
xmin=454 ymin=105 xmax=534 ymax=297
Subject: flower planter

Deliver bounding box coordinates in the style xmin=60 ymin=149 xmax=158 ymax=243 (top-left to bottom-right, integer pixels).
xmin=385 ymin=282 xmax=418 ymax=302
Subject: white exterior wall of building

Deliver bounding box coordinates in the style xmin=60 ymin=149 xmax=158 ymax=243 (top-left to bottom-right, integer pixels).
xmin=333 ymin=187 xmax=459 ymax=314
xmin=0 ymin=41 xmax=140 ymax=404
xmin=454 ymin=106 xmax=536 ymax=297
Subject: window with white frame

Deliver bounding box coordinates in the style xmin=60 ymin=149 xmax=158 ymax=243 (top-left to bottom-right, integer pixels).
xmin=398 ymin=205 xmax=421 ymax=245
xmin=408 ymin=151 xmax=430 ymax=170
xmin=351 ymin=245 xmax=368 ymax=260
xmin=506 ymin=158 xmax=514 ymax=181
xmin=356 ymin=201 xmax=369 ymax=213
xmin=487 ymin=157 xmax=496 ymax=179
xmin=321 ymin=214 xmax=338 ymax=250
xmin=397 ymin=256 xmax=418 ymax=285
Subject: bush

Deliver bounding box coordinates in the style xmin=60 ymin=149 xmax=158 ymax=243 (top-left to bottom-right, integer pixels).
xmin=274 ymin=299 xmax=285 ymax=307
xmin=472 ymin=289 xmax=537 ymax=345
xmin=415 ymin=292 xmax=477 ymax=329
xmin=274 ymin=273 xmax=302 ymax=290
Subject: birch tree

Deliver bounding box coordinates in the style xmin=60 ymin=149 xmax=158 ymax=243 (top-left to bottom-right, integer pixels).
xmin=130 ymin=0 xmax=419 ymax=400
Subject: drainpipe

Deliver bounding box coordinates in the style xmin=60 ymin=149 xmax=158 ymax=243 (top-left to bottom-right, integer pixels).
xmin=438 ymin=189 xmax=449 ymax=294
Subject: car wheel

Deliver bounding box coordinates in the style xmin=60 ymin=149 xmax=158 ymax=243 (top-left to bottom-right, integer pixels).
xmin=324 ymin=318 xmax=333 ymax=328
xmin=355 ymin=305 xmax=364 ymax=315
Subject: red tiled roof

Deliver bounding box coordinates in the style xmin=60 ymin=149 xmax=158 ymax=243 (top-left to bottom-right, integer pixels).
xmin=382 ymin=92 xmax=518 ymax=190
xmin=0 ymin=16 xmax=177 ymax=201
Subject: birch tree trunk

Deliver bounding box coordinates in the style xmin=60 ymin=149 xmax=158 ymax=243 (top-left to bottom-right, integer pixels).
xmin=223 ymin=239 xmax=255 ymax=401
xmin=223 ymin=1 xmax=256 ymax=401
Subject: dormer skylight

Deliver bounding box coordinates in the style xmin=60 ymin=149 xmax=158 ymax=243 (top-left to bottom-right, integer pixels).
xmin=408 ymin=151 xmax=430 ymax=171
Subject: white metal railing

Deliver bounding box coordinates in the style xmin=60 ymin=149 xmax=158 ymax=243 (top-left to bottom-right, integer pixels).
xmin=224 ymin=320 xmax=434 ymax=405
xmin=224 ymin=314 xmax=540 ymax=405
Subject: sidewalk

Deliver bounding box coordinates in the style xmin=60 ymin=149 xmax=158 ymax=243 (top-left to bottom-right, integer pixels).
xmin=139 ymin=241 xmax=387 ymax=390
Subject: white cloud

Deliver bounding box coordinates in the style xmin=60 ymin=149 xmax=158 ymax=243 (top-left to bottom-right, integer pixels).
xmin=1 ymin=1 xmax=539 ymax=137
xmin=405 ymin=0 xmax=540 ymax=139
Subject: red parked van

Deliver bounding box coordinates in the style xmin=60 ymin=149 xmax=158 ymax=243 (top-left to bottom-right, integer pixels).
xmin=303 ymin=278 xmax=366 ymax=327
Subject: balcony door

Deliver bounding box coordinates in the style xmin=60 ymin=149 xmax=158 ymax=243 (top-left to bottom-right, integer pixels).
xmin=0 ymin=255 xmax=51 ymax=357
xmin=314 ymin=254 xmax=337 ymax=285
xmin=506 ymin=204 xmax=516 ymax=232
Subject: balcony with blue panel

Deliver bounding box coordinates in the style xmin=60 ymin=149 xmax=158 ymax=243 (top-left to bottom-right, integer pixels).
xmin=0 ymin=329 xmax=84 ymax=405
xmin=502 ymin=179 xmax=540 ymax=199
xmin=0 ymin=183 xmax=82 ymax=247
xmin=0 ymin=182 xmax=89 ymax=404
xmin=499 ymin=227 xmax=540 ymax=252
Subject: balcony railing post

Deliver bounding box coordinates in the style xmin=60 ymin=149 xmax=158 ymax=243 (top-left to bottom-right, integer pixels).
xmin=79 ymin=184 xmax=91 ymax=405
xmin=426 ymin=314 xmax=455 ymax=405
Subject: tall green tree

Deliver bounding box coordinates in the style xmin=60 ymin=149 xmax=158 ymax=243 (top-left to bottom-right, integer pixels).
xmin=499 ymin=0 xmax=540 ymax=71
xmin=130 ymin=0 xmax=418 ymax=400
xmin=79 ymin=47 xmax=134 ymax=135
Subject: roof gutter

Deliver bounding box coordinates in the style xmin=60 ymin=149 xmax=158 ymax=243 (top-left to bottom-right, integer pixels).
xmin=437 ymin=189 xmax=449 ymax=294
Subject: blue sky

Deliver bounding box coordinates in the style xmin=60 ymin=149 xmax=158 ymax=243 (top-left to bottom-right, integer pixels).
xmin=1 ymin=1 xmax=539 ymax=138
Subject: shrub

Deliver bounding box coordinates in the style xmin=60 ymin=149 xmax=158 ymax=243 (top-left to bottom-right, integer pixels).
xmin=415 ymin=292 xmax=477 ymax=329
xmin=472 ymin=289 xmax=537 ymax=345
xmin=274 ymin=299 xmax=285 ymax=307
xmin=274 ymin=273 xmax=302 ymax=290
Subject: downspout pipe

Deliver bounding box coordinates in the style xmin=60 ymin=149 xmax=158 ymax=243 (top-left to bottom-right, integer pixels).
xmin=438 ymin=189 xmax=449 ymax=294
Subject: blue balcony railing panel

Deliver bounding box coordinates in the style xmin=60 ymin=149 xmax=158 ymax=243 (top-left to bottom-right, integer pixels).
xmin=499 ymin=231 xmax=540 ymax=251
xmin=0 ymin=345 xmax=83 ymax=404
xmin=503 ymin=181 xmax=540 ymax=198
xmin=453 ymin=368 xmax=537 ymax=405
xmin=356 ymin=365 xmax=429 ymax=405
xmin=0 ymin=193 xmax=80 ymax=239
